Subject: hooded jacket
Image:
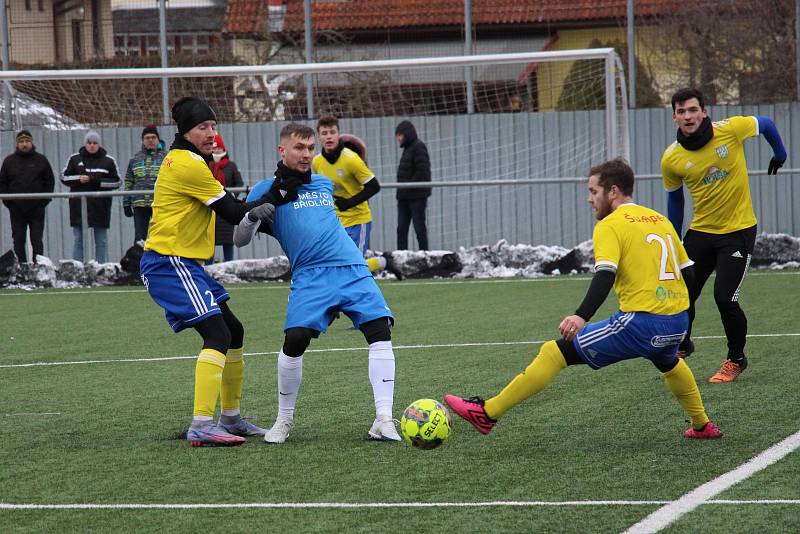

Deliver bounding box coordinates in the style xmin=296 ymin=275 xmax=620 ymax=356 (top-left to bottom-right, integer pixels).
xmin=0 ymin=147 xmax=55 ymax=215
xmin=395 ymin=120 xmax=431 ymax=200
xmin=61 ymin=146 xmax=121 ymax=228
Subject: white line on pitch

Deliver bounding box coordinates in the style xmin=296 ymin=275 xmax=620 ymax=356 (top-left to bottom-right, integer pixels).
xmin=1 ymin=499 xmax=799 ymax=510
xmin=623 ymin=429 xmax=800 ymax=534
xmin=2 ymin=333 xmax=799 ymax=370
xmin=1 ymin=269 xmax=796 ymax=297
xmin=3 ymin=412 xmax=62 ymax=417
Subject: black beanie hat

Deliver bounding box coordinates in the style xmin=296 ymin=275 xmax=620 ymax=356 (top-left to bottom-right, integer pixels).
xmin=141 ymin=124 xmax=160 ymax=139
xmin=15 ymin=130 xmax=33 ymax=142
xmin=171 ymin=96 xmax=217 ymax=134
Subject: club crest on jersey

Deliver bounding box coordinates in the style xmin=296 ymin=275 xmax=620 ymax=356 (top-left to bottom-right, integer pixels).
xmin=337 ymin=169 xmax=345 ymax=178
xmin=715 ymin=145 xmax=729 ymax=159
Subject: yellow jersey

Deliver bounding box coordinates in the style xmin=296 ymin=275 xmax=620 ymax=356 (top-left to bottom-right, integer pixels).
xmin=312 ymin=147 xmax=375 ymax=227
xmin=661 ymin=116 xmax=758 ymax=234
xmin=144 ymin=148 xmax=225 ymax=260
xmin=593 ymin=203 xmax=693 ymax=315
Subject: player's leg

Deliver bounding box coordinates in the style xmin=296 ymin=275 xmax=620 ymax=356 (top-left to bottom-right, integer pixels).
xmin=708 ymin=225 xmax=757 ymax=383
xmin=8 ymin=211 xmax=28 ymax=262
xmin=29 ymin=210 xmax=46 ymax=260
xmin=216 ymin=301 xmax=266 ymax=437
xmin=93 ymin=227 xmax=108 ymax=263
xmin=445 ymin=338 xmax=581 ymax=435
xmin=679 ymin=229 xmax=717 ymax=357
xmin=654 ymin=357 xmax=721 ymax=438
xmin=264 ymin=326 xmax=317 ymax=444
xmin=410 ymin=198 xmax=429 ymax=251
xmin=360 ymin=317 xmax=401 ymax=441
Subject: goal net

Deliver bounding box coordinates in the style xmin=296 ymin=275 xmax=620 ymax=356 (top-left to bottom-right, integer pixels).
xmin=0 ymin=49 xmax=629 ymax=251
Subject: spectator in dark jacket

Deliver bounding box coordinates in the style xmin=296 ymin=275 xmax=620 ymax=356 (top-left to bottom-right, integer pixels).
xmin=124 ymin=124 xmax=166 ymax=244
xmin=395 ymin=120 xmax=431 ymax=250
xmin=61 ymin=131 xmax=121 ymax=263
xmin=208 ymin=134 xmax=243 ymax=263
xmin=0 ymin=130 xmax=55 ymax=262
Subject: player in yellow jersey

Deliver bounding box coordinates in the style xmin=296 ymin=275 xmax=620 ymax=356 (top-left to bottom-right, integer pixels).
xmin=445 ymin=158 xmax=722 ymax=439
xmin=661 ymin=88 xmax=787 ymax=383
xmin=312 ymin=115 xmax=403 ymax=280
xmin=140 ymin=96 xmax=301 ymax=447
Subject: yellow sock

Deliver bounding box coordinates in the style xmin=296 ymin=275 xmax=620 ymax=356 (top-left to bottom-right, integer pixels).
xmin=484 ymin=340 xmax=567 ymax=420
xmin=366 ymin=257 xmax=381 ymax=273
xmin=193 ymin=349 xmax=226 ymax=417
xmin=662 ymin=358 xmax=709 ymax=430
xmin=221 ymin=347 xmax=245 ymax=412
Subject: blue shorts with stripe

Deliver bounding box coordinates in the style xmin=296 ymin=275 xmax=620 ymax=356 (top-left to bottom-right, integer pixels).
xmin=286 ymin=263 xmax=392 ymax=333
xmin=345 ymin=222 xmax=372 ymax=256
xmin=140 ymin=250 xmax=229 ymax=332
xmin=571 ymin=310 xmax=688 ymax=370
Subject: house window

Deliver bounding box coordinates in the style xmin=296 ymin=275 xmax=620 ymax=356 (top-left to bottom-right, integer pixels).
xmin=39 ymin=0 xmax=44 ymax=11
xmin=25 ymin=0 xmax=31 ymax=11
xmin=72 ymin=20 xmax=83 ymax=62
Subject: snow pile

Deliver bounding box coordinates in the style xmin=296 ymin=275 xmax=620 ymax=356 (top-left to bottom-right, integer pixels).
xmin=2 ymin=233 xmax=799 ymax=289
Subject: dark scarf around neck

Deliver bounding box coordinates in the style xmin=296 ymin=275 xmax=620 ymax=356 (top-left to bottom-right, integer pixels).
xmin=171 ymin=133 xmax=213 ymax=163
xmin=676 ymin=116 xmax=713 ymax=151
xmin=274 ymin=160 xmax=312 ymax=185
xmin=321 ymin=140 xmax=344 ymax=165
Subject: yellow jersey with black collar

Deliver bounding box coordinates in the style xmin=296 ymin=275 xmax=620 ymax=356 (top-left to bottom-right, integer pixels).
xmin=661 ymin=116 xmax=758 ymax=234
xmin=144 ymin=148 xmax=225 ymax=260
xmin=593 ymin=203 xmax=693 ymax=315
xmin=312 ymin=147 xmax=374 ymax=227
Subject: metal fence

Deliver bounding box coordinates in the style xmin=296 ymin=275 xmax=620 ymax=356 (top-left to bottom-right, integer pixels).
xmin=1 ymin=104 xmax=799 ymax=263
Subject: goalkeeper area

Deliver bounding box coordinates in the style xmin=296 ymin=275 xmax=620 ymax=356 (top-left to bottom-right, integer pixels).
xmin=2 ymin=272 xmax=799 ymax=532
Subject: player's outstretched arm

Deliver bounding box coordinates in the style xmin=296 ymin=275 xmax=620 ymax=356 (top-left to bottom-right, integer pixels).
xmin=233 ymin=204 xmax=274 ymax=247
xmin=756 ymin=116 xmax=787 ymax=174
xmin=561 ymin=270 xmax=616 ymax=341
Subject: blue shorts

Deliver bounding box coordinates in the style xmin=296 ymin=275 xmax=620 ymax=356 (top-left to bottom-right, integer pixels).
xmin=286 ymin=263 xmax=392 ymax=333
xmin=140 ymin=250 xmax=229 ymax=332
xmin=571 ymin=310 xmax=688 ymax=370
xmin=345 ymin=222 xmax=372 ymax=256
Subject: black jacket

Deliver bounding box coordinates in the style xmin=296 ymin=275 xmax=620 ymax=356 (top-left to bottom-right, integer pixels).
xmin=61 ymin=146 xmax=121 ymax=228
xmin=395 ymin=120 xmax=431 ymax=200
xmin=211 ymin=158 xmax=244 ymax=246
xmin=0 ymin=147 xmax=55 ymax=216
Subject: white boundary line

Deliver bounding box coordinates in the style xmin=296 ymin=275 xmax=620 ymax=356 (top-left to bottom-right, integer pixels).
xmin=1 ymin=270 xmax=796 ymax=297
xmin=2 ymin=333 xmax=799 ymax=370
xmin=623 ymin=429 xmax=800 ymax=534
xmin=1 ymin=499 xmax=798 ymax=510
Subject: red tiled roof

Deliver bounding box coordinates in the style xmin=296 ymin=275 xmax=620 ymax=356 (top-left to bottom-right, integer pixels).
xmin=225 ymin=1 xmax=675 ymax=35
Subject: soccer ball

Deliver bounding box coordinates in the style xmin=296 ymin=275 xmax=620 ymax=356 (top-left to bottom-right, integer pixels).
xmin=400 ymin=398 xmax=453 ymax=449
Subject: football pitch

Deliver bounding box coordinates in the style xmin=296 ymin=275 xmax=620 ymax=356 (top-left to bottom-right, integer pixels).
xmin=2 ymin=272 xmax=799 ymax=533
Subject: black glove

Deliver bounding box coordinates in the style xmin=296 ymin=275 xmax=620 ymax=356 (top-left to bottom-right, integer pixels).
xmin=263 ymin=175 xmax=303 ymax=205
xmin=123 ymin=205 xmax=133 ymax=217
xmin=768 ymin=157 xmax=785 ymax=175
xmin=334 ymin=196 xmax=358 ymax=211
xmin=247 ymin=202 xmax=275 ymax=223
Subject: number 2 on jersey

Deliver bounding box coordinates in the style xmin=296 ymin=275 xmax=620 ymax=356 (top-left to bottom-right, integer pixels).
xmin=646 ymin=233 xmax=681 ymax=281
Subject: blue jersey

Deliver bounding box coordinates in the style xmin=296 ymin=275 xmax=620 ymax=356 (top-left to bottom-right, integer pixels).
xmin=247 ymin=175 xmax=366 ymax=272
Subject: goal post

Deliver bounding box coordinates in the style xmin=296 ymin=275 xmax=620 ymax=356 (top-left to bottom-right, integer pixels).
xmin=0 ymin=48 xmax=629 ymax=162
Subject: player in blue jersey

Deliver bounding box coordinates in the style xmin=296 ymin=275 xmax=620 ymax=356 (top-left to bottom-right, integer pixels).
xmin=234 ymin=123 xmax=400 ymax=444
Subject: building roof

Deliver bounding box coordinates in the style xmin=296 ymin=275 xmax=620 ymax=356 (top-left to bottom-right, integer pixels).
xmin=113 ymin=5 xmax=226 ymax=34
xmin=224 ymin=0 xmax=675 ymax=35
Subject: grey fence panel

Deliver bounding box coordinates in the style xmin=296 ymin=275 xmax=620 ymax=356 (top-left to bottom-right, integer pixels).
xmin=1 ymin=105 xmax=799 ymax=263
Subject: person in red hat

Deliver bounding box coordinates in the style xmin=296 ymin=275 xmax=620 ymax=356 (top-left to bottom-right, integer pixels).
xmin=208 ymin=134 xmax=243 ymax=263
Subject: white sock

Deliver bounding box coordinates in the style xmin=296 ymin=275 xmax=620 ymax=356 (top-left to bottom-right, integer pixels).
xmin=191 ymin=415 xmax=213 ymax=426
xmin=221 ymin=408 xmax=240 ymax=417
xmin=368 ymin=341 xmax=395 ymax=419
xmin=277 ymin=351 xmax=303 ymax=420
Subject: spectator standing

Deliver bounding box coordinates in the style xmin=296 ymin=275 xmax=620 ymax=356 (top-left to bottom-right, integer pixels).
xmin=123 ymin=125 xmax=166 ymax=244
xmin=208 ymin=134 xmax=243 ymax=263
xmin=395 ymin=120 xmax=431 ymax=250
xmin=61 ymin=131 xmax=121 ymax=263
xmin=0 ymin=130 xmax=55 ymax=263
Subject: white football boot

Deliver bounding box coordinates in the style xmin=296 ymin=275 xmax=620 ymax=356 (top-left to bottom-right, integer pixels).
xmin=264 ymin=417 xmax=294 ymax=444
xmin=368 ymin=415 xmax=401 ymax=441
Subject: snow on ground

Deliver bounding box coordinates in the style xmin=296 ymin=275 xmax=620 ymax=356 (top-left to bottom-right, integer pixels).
xmin=2 ymin=233 xmax=800 ymax=289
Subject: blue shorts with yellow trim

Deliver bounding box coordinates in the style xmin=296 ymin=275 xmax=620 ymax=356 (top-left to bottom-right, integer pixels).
xmin=571 ymin=310 xmax=688 ymax=370
xmin=285 ymin=263 xmax=392 ymax=333
xmin=345 ymin=222 xmax=372 ymax=256
xmin=140 ymin=250 xmax=229 ymax=332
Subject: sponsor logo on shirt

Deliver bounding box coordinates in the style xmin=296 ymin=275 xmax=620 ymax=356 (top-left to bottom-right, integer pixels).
xmin=702 ymin=166 xmax=729 ymax=185
xmin=655 ymin=285 xmax=688 ymax=302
